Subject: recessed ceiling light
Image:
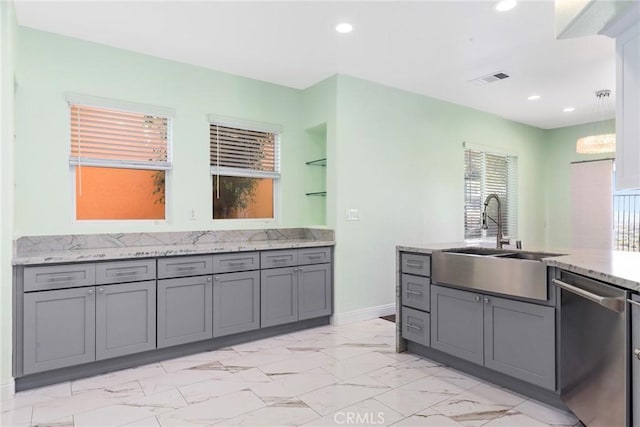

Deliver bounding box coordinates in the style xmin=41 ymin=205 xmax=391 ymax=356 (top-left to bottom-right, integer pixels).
xmin=335 ymin=23 xmax=353 ymax=34
xmin=495 ymin=0 xmax=517 ymax=12
xmin=527 ymin=95 xmax=541 ymax=101
xmin=563 ymin=107 xmax=575 ymax=113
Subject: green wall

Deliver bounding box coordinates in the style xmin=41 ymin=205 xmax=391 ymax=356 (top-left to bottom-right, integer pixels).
xmin=0 ymin=0 xmax=16 ymax=392
xmin=331 ymin=75 xmax=548 ymax=314
xmin=15 ymin=28 xmax=320 ymax=236
xmin=544 ymin=120 xmax=615 ymax=249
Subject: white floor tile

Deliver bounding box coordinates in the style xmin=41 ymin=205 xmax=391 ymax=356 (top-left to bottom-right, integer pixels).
xmin=513 ymin=400 xmax=579 ymax=425
xmin=304 ymin=398 xmax=403 ymax=427
xmin=321 ymin=352 xmax=398 ymax=380
xmin=221 ymin=399 xmax=320 ymax=426
xmin=250 ymin=368 xmax=339 ymax=400
xmin=299 ymin=375 xmax=390 ymax=415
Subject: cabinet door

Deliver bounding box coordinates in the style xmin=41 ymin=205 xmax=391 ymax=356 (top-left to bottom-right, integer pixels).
xmin=298 ymin=263 xmax=332 ymax=320
xmin=213 ymin=271 xmax=260 ymax=337
xmin=632 ymin=294 xmax=640 ymax=427
xmin=96 ymin=281 xmax=156 ymax=360
xmin=261 ymin=267 xmax=298 ymax=327
xmin=157 ymin=276 xmax=213 ymax=348
xmin=483 ymin=296 xmax=556 ymax=390
xmin=23 ymin=287 xmax=96 ymax=375
xmin=616 ymin=22 xmax=640 ymax=191
xmin=402 ymin=307 xmax=430 ymax=347
xmin=430 ymin=285 xmax=484 ymax=365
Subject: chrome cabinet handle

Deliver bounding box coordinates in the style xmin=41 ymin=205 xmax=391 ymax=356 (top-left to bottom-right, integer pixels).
xmin=406 ymin=261 xmax=422 ymax=268
xmin=484 ymin=297 xmax=490 ymax=304
xmin=407 ymin=324 xmax=422 ymax=331
xmin=214 ymin=276 xmax=220 ymax=281
xmin=98 ymin=287 xmax=105 ymax=294
xmin=475 ymin=296 xmax=481 ymax=302
xmin=553 ymin=279 xmax=625 ymax=312
xmin=206 ymin=277 xmax=212 ymax=282
xmin=406 ymin=290 xmax=423 ymax=296
xmin=634 ymin=349 xmax=640 ymax=361
xmin=227 ymin=261 xmax=245 ymax=266
xmin=87 ymin=289 xmax=95 ymax=295
xmin=299 ymin=267 xmax=304 ymax=272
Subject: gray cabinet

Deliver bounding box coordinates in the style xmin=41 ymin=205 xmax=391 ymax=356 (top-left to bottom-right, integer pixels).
xmin=401 ymin=253 xmax=430 ymax=277
xmin=157 ymin=276 xmax=213 ymax=348
xmin=96 ymin=259 xmax=155 ymax=285
xmin=484 ymin=295 xmax=555 ymax=390
xmin=632 ymin=294 xmax=640 ymax=427
xmin=402 ymin=307 xmax=430 ymax=346
xmin=23 ymin=287 xmax=96 ymax=375
xmin=430 ymin=284 xmax=556 ymax=390
xmin=261 ymin=267 xmax=298 ymax=327
xmin=24 ymin=263 xmax=95 ymax=292
xmin=401 ymin=274 xmax=430 ymax=311
xmin=298 ymin=263 xmax=332 ymax=320
xmin=95 ymin=281 xmax=156 ymax=360
xmin=430 ymin=285 xmax=484 ymax=365
xmin=213 ymin=252 xmax=260 ymax=274
xmin=213 ymin=271 xmax=260 ymax=337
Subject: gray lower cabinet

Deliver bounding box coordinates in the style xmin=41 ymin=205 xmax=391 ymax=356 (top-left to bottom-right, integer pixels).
xmin=484 ymin=295 xmax=555 ymax=390
xmin=298 ymin=263 xmax=332 ymax=320
xmin=430 ymin=284 xmax=556 ymax=390
xmin=23 ymin=287 xmax=96 ymax=375
xmin=213 ymin=271 xmax=260 ymax=337
xmin=402 ymin=307 xmax=430 ymax=346
xmin=157 ymin=276 xmax=213 ymax=348
xmin=632 ymin=294 xmax=639 ymax=427
xmin=95 ymin=281 xmax=156 ymax=360
xmin=261 ymin=267 xmax=298 ymax=328
xmin=430 ymin=285 xmax=484 ymax=365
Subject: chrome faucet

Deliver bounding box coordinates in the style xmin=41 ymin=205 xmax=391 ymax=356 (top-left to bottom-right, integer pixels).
xmin=481 ymin=194 xmax=510 ymax=249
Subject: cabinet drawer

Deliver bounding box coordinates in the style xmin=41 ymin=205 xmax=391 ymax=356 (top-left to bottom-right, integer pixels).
xmin=299 ymin=247 xmax=331 ymax=265
xmin=96 ymin=259 xmax=156 ymax=285
xmin=401 ymin=274 xmax=430 ymax=311
xmin=261 ymin=250 xmax=298 ymax=269
xmin=401 ymin=253 xmax=430 ymax=277
xmin=213 ymin=252 xmax=259 ymax=273
xmin=24 ymin=264 xmax=96 ymax=292
xmin=158 ymin=256 xmax=213 ymax=279
xmin=402 ymin=307 xmax=430 ymax=347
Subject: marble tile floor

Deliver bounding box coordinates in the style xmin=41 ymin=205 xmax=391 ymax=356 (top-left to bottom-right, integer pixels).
xmin=1 ymin=318 xmax=581 ymax=427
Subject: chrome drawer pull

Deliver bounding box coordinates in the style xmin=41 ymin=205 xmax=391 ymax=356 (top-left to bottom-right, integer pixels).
xmin=307 ymin=255 xmax=323 ymax=259
xmin=406 ymin=323 xmax=422 ymax=331
xmin=174 ymin=266 xmax=197 ymax=271
xmin=227 ymin=261 xmax=245 ymax=266
xmin=553 ymin=279 xmax=625 ymax=313
xmin=406 ymin=261 xmax=423 ymax=268
xmin=112 ymin=270 xmax=140 ymax=276
xmin=406 ymin=290 xmax=423 ymax=296
xmin=634 ymin=349 xmax=640 ymax=360
xmin=47 ymin=275 xmax=76 ymax=282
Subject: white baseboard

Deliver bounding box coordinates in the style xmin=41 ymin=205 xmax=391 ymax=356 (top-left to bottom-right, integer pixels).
xmin=331 ymin=303 xmax=396 ymax=326
xmin=0 ymin=378 xmax=15 ymax=400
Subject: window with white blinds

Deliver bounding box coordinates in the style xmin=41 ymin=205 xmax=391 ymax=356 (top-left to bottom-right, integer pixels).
xmin=209 ymin=123 xmax=280 ymax=178
xmin=69 ymin=104 xmax=171 ymax=170
xmin=464 ymin=149 xmax=518 ymax=240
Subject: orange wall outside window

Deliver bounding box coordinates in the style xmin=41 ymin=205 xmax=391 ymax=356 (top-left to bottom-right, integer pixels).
xmin=76 ymin=166 xmax=165 ymax=220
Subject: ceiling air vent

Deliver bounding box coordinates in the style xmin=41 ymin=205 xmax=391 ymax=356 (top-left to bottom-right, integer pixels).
xmin=469 ymin=71 xmax=511 ymax=86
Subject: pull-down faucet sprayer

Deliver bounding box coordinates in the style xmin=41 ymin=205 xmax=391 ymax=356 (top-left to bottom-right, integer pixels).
xmin=482 ymin=194 xmax=510 ymax=249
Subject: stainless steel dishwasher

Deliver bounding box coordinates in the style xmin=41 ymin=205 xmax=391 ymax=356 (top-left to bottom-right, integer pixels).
xmin=553 ymin=270 xmax=630 ymax=427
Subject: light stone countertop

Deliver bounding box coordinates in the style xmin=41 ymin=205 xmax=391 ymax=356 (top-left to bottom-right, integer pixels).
xmin=13 ymin=228 xmax=335 ymax=265
xmin=14 ymin=239 xmax=334 ymax=265
xmin=397 ymin=242 xmax=640 ymax=293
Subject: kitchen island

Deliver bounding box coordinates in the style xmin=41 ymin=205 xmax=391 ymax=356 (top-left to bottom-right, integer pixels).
xmin=396 ymin=242 xmax=640 ymax=426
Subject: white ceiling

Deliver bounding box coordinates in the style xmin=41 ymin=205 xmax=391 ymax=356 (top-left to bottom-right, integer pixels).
xmin=14 ymin=0 xmax=616 ymax=129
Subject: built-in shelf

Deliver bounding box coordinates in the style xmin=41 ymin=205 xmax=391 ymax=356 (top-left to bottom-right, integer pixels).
xmin=305 ymin=158 xmax=327 ymax=167
xmin=305 ymin=192 xmax=327 ymax=197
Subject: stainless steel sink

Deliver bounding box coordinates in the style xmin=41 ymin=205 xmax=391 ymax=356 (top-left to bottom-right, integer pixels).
xmin=433 ymin=248 xmax=565 ymax=301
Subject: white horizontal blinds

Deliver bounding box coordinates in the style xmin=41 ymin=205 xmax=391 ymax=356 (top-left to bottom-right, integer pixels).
xmin=464 ymin=149 xmax=483 ymax=239
xmin=210 ymin=123 xmax=280 ymax=179
xmin=70 ymin=104 xmax=171 ymax=170
xmin=464 ymin=149 xmax=518 ymax=239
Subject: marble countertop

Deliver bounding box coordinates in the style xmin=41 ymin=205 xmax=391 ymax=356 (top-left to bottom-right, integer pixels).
xmin=14 ymin=239 xmax=334 ymax=265
xmin=397 ymin=242 xmax=640 ymax=293
xmin=13 ymin=228 xmax=335 ymax=265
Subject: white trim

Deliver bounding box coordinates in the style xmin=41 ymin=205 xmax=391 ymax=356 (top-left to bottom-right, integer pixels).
xmin=330 ymin=303 xmax=396 ymax=326
xmin=65 ymin=92 xmax=175 ymax=118
xmin=70 ymin=158 xmax=172 ymax=171
xmin=208 ymin=114 xmax=283 ymax=134
xmin=210 ymin=166 xmax=280 ymax=179
xmin=0 ymin=379 xmax=15 ymax=400
xmin=462 ymin=141 xmax=517 ymax=158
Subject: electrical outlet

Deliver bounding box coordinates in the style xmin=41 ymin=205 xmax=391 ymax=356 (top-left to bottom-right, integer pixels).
xmin=346 ymin=209 xmax=360 ymax=221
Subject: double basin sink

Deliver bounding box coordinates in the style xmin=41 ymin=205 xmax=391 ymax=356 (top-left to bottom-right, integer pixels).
xmin=431 ymin=247 xmax=564 ymax=301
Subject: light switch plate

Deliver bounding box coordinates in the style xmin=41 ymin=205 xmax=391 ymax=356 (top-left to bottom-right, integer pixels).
xmin=346 ymin=209 xmax=360 ymax=221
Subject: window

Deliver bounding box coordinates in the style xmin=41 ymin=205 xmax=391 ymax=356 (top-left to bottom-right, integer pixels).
xmin=464 ymin=149 xmax=517 ymax=240
xmin=209 ymin=118 xmax=281 ymax=219
xmin=69 ymin=97 xmax=172 ymax=220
